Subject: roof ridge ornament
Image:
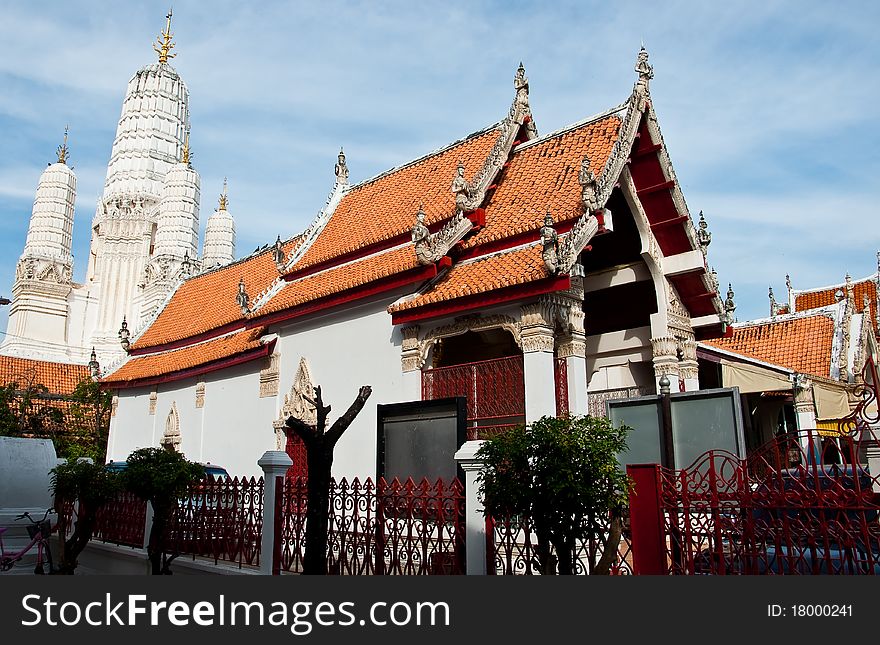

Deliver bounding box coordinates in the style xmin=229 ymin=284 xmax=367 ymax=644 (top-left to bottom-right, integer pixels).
xmin=696 ymin=210 xmax=711 ymax=255
xmin=578 ymin=155 xmax=599 ymax=212
xmin=769 ymin=286 xmax=780 ymax=317
xmin=514 ymin=62 xmax=538 ymax=140
xmin=273 ymin=235 xmax=285 ymax=272
xmin=236 ymin=277 xmax=250 ymax=315
xmin=154 ymin=8 xmax=176 ymax=64
xmin=724 ymin=283 xmax=736 ymax=323
xmin=334 ymin=147 xmax=349 ymax=186
xmin=635 ymin=45 xmax=653 ymax=93
xmin=540 ymin=209 xmax=560 ymax=274
xmin=118 ymin=316 xmax=131 ymax=352
xmin=56 ymin=125 xmax=70 ymax=165
xmin=88 ymin=347 xmax=100 ymax=380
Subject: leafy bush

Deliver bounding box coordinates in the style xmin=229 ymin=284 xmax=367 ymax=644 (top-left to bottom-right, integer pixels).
xmin=50 ymin=459 xmax=120 ymax=574
xmin=477 ymin=415 xmax=631 ymax=574
xmin=121 ymin=448 xmax=204 ymax=574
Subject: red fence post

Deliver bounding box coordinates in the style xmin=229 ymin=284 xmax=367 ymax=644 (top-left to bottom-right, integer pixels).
xmin=627 ymin=464 xmax=667 ymax=575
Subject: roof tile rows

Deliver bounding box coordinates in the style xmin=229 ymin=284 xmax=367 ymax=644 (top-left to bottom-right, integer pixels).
xmin=702 ymin=313 xmax=836 ymax=378
xmin=389 ymin=244 xmax=546 ymax=313
xmin=463 ymin=115 xmax=621 ymax=250
xmin=105 ymin=328 xmax=266 ymax=385
xmin=0 ymin=356 xmax=89 ymax=394
xmin=131 ymin=238 xmax=299 ymax=350
xmin=107 ymin=100 xmax=631 ymax=384
xmin=794 ymin=277 xmax=877 ymax=329
xmin=295 ymin=128 xmax=502 ymax=271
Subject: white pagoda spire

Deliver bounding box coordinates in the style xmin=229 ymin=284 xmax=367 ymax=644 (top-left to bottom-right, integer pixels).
xmin=153 ymin=132 xmax=200 ymax=259
xmin=201 ymin=179 xmax=236 ymax=268
xmin=87 ymin=11 xmax=191 ymax=354
xmin=138 ymin=133 xmax=201 ymax=324
xmin=1 ymin=131 xmax=77 ymax=361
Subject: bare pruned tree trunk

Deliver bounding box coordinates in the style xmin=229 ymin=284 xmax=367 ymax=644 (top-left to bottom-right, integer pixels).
xmin=285 ymin=385 xmax=372 ymax=575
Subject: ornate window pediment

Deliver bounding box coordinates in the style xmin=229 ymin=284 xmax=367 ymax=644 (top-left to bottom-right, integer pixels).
xmin=273 ymin=357 xmax=317 ymax=449
xmin=161 ymin=402 xmax=181 ymax=452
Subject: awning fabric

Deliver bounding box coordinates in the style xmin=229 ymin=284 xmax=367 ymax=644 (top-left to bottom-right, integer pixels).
xmin=814 ymin=383 xmax=851 ymax=421
xmin=720 ymin=360 xmax=792 ymax=394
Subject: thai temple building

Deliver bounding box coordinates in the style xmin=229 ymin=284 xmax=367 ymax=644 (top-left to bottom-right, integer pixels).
xmin=83 ymin=27 xmax=740 ymax=477
xmin=1 ymin=12 xmax=235 ymax=370
xmin=14 ymin=13 xmax=873 ymax=480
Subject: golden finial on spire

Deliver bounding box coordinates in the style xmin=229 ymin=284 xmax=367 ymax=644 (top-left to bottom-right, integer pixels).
xmin=219 ymin=177 xmax=228 ymax=210
xmin=153 ymin=8 xmax=176 ymax=64
xmin=56 ymin=125 xmax=70 ymax=165
xmin=181 ymin=129 xmax=191 ymax=165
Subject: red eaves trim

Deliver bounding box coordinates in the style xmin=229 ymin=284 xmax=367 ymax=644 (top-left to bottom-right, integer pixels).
xmin=249 ymin=263 xmax=438 ymax=329
xmin=391 ymin=275 xmax=571 ymax=325
xmin=129 ymin=319 xmax=247 ymax=356
xmin=103 ymin=341 xmax=274 ymax=390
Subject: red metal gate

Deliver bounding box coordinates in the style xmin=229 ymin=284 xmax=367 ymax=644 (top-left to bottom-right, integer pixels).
xmin=629 ymin=431 xmax=880 ymax=575
xmin=422 ymin=355 xmax=525 ymax=438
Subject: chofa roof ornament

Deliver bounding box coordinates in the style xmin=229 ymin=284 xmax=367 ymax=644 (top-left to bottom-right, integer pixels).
xmin=334 ymin=147 xmax=349 ymax=186
xmin=635 ymin=45 xmax=653 ymax=93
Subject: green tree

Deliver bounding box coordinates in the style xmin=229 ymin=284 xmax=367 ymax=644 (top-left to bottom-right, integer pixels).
xmin=120 ymin=447 xmax=204 ymax=574
xmin=50 ymin=459 xmax=120 ymax=574
xmin=60 ymin=378 xmax=113 ymax=462
xmin=477 ymin=414 xmax=631 ymax=575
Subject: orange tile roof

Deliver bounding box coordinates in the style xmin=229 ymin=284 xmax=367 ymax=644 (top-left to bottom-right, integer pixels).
xmin=0 ymin=356 xmax=88 ymax=394
xmin=463 ymin=114 xmax=621 ymax=250
xmin=131 ymin=238 xmax=299 ymax=350
xmin=124 ymin=102 xmax=630 ymax=374
xmin=105 ymin=328 xmax=266 ymax=385
xmin=702 ymin=313 xmax=836 ymax=378
xmin=795 ymin=277 xmax=877 ymax=329
xmin=389 ymin=244 xmax=546 ymax=313
xmin=294 ymin=127 xmax=502 ymax=271
xmin=260 ymin=245 xmax=419 ymax=316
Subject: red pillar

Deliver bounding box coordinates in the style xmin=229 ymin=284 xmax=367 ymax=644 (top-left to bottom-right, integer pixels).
xmin=627 ymin=464 xmax=667 ymax=575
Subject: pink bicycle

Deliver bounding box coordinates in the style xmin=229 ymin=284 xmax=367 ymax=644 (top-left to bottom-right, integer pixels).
xmin=0 ymin=509 xmax=54 ymax=574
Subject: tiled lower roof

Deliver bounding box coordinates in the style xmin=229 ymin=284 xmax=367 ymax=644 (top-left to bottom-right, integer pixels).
xmin=389 ymin=243 xmax=546 ymax=314
xmin=0 ymin=356 xmax=88 ymax=394
xmin=259 ymin=246 xmax=420 ymax=317
xmin=104 ymin=328 xmax=267 ymax=386
xmin=702 ymin=313 xmax=835 ymax=379
xmin=131 ymin=238 xmax=300 ymax=351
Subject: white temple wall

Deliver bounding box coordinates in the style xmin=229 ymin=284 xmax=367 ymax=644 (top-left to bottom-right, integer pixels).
xmin=274 ymin=298 xmax=407 ymax=482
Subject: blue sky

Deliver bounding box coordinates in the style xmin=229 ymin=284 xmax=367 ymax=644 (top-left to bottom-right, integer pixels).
xmin=0 ymin=0 xmax=877 ymax=335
